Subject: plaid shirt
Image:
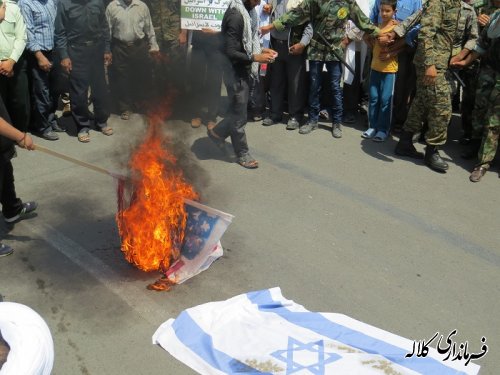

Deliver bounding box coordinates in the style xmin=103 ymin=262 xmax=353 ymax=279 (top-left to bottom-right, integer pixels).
xmin=18 ymin=0 xmax=57 ymax=52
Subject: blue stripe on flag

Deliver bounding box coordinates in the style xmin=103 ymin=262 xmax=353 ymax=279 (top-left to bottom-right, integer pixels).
xmin=172 ymin=310 xmax=272 ymax=375
xmin=247 ymin=289 xmax=466 ymax=375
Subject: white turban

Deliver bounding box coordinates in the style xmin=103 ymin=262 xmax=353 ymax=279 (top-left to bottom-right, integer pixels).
xmin=0 ymin=302 xmax=54 ymax=375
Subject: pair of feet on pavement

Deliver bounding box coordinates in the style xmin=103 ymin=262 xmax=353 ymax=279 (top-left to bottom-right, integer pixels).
xmin=191 ymin=118 xmax=216 ymax=130
xmin=298 ymin=122 xmax=343 ymax=138
xmin=262 ymin=116 xmax=301 ymax=130
xmin=0 ymin=202 xmax=37 ymax=258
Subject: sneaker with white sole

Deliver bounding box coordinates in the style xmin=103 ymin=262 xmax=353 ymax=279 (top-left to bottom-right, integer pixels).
xmin=0 ymin=243 xmax=14 ymax=257
xmin=4 ymin=201 xmax=38 ymax=223
xmin=332 ymin=123 xmax=342 ymax=138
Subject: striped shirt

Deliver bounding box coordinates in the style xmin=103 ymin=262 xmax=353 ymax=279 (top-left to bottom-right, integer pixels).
xmin=18 ymin=0 xmax=57 ymax=52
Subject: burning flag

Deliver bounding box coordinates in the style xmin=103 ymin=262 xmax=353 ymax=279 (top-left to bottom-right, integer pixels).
xmin=116 ymin=102 xmax=233 ymax=290
xmin=116 ymin=102 xmax=198 ymax=275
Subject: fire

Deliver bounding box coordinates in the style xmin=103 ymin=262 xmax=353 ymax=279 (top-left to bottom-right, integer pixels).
xmin=116 ymin=101 xmax=198 ymax=274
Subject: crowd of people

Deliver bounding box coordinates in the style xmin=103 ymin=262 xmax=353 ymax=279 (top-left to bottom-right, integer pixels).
xmin=184 ymin=0 xmax=499 ymax=178
xmin=0 ymin=0 xmax=499 ymax=256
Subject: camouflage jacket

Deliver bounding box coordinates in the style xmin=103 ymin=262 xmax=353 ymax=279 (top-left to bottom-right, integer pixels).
xmin=474 ymin=9 xmax=500 ymax=72
xmin=414 ymin=0 xmax=463 ymax=69
xmin=149 ymin=0 xmax=181 ymax=46
xmin=453 ymin=2 xmax=479 ymax=55
xmin=273 ymin=0 xmax=379 ymax=61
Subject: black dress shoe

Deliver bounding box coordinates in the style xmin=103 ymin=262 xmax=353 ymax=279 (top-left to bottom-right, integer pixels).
xmin=425 ymin=146 xmax=448 ymax=172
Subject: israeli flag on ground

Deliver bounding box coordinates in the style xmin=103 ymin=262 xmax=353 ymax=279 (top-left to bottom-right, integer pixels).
xmin=153 ymin=288 xmax=480 ymax=375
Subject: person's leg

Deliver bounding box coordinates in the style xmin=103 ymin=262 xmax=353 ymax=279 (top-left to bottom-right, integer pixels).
xmin=327 ymin=61 xmax=343 ymax=138
xmin=110 ymin=41 xmax=132 ymax=116
xmin=0 ymin=161 xmax=23 ymax=219
xmin=189 ymin=46 xmax=208 ymax=124
xmin=28 ymin=53 xmax=57 ymax=138
xmin=287 ymin=52 xmax=307 ymax=122
xmin=205 ymin=48 xmax=224 ymax=123
xmin=130 ymin=40 xmax=152 ymax=112
xmin=392 ymin=49 xmax=416 ymax=131
xmin=343 ymin=50 xmax=361 ymax=123
xmin=470 ymin=75 xmax=499 ymax=181
xmin=377 ymin=72 xmax=396 ymax=134
xmin=301 ymin=60 xmax=323 ymax=135
xmin=424 ymin=70 xmax=451 ymax=172
xmin=7 ymin=55 xmax=30 ymax=133
xmin=228 ymin=77 xmax=251 ymax=159
xmin=367 ymin=70 xmax=381 ymax=133
xmin=266 ymin=39 xmax=288 ymax=123
xmin=69 ymin=45 xmax=92 ymax=132
xmin=89 ymin=43 xmax=111 ymax=130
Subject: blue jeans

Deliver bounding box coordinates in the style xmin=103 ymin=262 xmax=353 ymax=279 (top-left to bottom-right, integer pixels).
xmin=368 ymin=70 xmax=395 ymax=132
xmin=308 ymin=60 xmax=343 ymax=124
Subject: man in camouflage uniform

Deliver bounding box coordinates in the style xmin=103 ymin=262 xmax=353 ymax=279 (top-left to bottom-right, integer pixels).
xmin=452 ymin=9 xmax=499 ymax=182
xmin=461 ymin=0 xmax=499 ymax=157
xmin=450 ymin=1 xmax=479 ymax=144
xmin=394 ymin=0 xmax=462 ymax=173
xmin=147 ymin=0 xmax=187 ymax=98
xmin=261 ymin=0 xmax=380 ymax=138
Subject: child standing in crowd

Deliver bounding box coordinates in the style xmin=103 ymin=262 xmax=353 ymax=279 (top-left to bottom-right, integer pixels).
xmin=363 ymin=0 xmax=398 ymax=141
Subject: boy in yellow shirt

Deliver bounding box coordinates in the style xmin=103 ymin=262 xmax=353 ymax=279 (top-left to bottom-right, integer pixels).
xmin=363 ymin=0 xmax=398 ymax=141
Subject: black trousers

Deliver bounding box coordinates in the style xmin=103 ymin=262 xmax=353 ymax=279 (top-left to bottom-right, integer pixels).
xmin=0 ymin=97 xmax=22 ymax=219
xmin=110 ymin=38 xmax=152 ymax=114
xmin=392 ymin=48 xmax=416 ymax=127
xmin=190 ymin=44 xmax=224 ymax=122
xmin=213 ymin=74 xmax=250 ymax=158
xmin=0 ymin=54 xmax=31 ymax=132
xmin=68 ymin=41 xmax=110 ymax=130
xmin=27 ymin=51 xmax=59 ymax=133
xmin=268 ymin=38 xmax=307 ymax=119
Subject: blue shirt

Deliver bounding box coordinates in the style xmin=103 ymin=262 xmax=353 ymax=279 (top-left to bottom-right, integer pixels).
xmin=18 ymin=0 xmax=57 ymax=52
xmin=370 ymin=0 xmax=422 ymax=23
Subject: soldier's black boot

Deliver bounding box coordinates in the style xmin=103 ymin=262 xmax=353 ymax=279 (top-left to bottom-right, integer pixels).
xmin=460 ymin=139 xmax=481 ymax=159
xmin=395 ymin=131 xmax=424 ymax=159
xmin=425 ymin=145 xmax=449 ymax=173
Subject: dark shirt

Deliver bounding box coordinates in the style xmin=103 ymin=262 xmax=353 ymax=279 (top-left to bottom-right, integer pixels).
xmin=55 ymin=0 xmax=111 ymax=59
xmin=221 ymin=7 xmax=252 ymax=79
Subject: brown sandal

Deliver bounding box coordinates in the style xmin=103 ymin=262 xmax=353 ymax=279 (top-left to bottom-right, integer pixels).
xmin=237 ymin=154 xmax=259 ymax=169
xmin=469 ymin=166 xmax=487 ymax=182
xmin=191 ymin=117 xmax=202 ymax=128
xmin=77 ymin=130 xmax=90 ymax=143
xmin=101 ymin=126 xmax=114 ymax=136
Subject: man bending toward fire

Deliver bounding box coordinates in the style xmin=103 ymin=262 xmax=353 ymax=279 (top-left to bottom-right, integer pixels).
xmin=207 ymin=0 xmax=277 ymax=169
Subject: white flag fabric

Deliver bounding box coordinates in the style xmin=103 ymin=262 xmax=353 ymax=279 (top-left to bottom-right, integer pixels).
xmin=153 ymin=288 xmax=480 ymax=375
xmin=0 ymin=302 xmax=54 ymax=375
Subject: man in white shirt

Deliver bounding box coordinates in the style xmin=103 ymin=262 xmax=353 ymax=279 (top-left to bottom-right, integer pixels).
xmin=106 ymin=0 xmax=159 ymax=120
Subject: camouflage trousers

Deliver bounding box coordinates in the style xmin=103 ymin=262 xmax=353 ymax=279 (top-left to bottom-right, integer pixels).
xmin=403 ymin=69 xmax=451 ymax=146
xmin=471 ymin=66 xmax=497 ymax=140
xmin=476 ymin=67 xmax=499 ymax=168
xmin=460 ymin=63 xmax=480 ymax=136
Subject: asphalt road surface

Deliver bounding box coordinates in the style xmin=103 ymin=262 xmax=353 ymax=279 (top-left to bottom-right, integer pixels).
xmin=1 ymin=110 xmax=498 ymax=375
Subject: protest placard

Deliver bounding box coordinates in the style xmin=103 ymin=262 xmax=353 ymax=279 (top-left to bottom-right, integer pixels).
xmin=181 ymin=0 xmax=230 ymax=31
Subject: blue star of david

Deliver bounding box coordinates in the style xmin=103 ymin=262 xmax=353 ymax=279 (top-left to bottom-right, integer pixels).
xmin=271 ymin=337 xmax=341 ymax=374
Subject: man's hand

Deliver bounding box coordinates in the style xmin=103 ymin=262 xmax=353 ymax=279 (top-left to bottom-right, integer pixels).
xmin=340 ymin=37 xmax=350 ymax=49
xmin=478 ymin=14 xmax=490 ymax=27
xmin=260 ymin=24 xmax=274 ymax=35
xmin=0 ymin=59 xmax=15 ymax=77
xmin=0 ymin=3 xmax=6 ymax=22
xmin=289 ymin=43 xmax=305 ymax=55
xmin=179 ymin=30 xmax=188 ymax=45
xmin=17 ymin=133 xmax=34 ymax=150
xmin=104 ymin=52 xmax=112 ymax=66
xmin=61 ymin=57 xmax=72 ymax=74
xmin=253 ymin=48 xmax=277 ymax=63
xmin=378 ymin=31 xmax=396 ymax=46
xmin=35 ymin=52 xmax=52 ymax=72
xmin=423 ymin=65 xmax=437 ymax=86
xmin=201 ymin=28 xmax=218 ymax=34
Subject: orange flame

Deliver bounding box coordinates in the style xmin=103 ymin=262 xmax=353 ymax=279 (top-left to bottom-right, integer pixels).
xmin=116 ymin=99 xmax=198 ymax=273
